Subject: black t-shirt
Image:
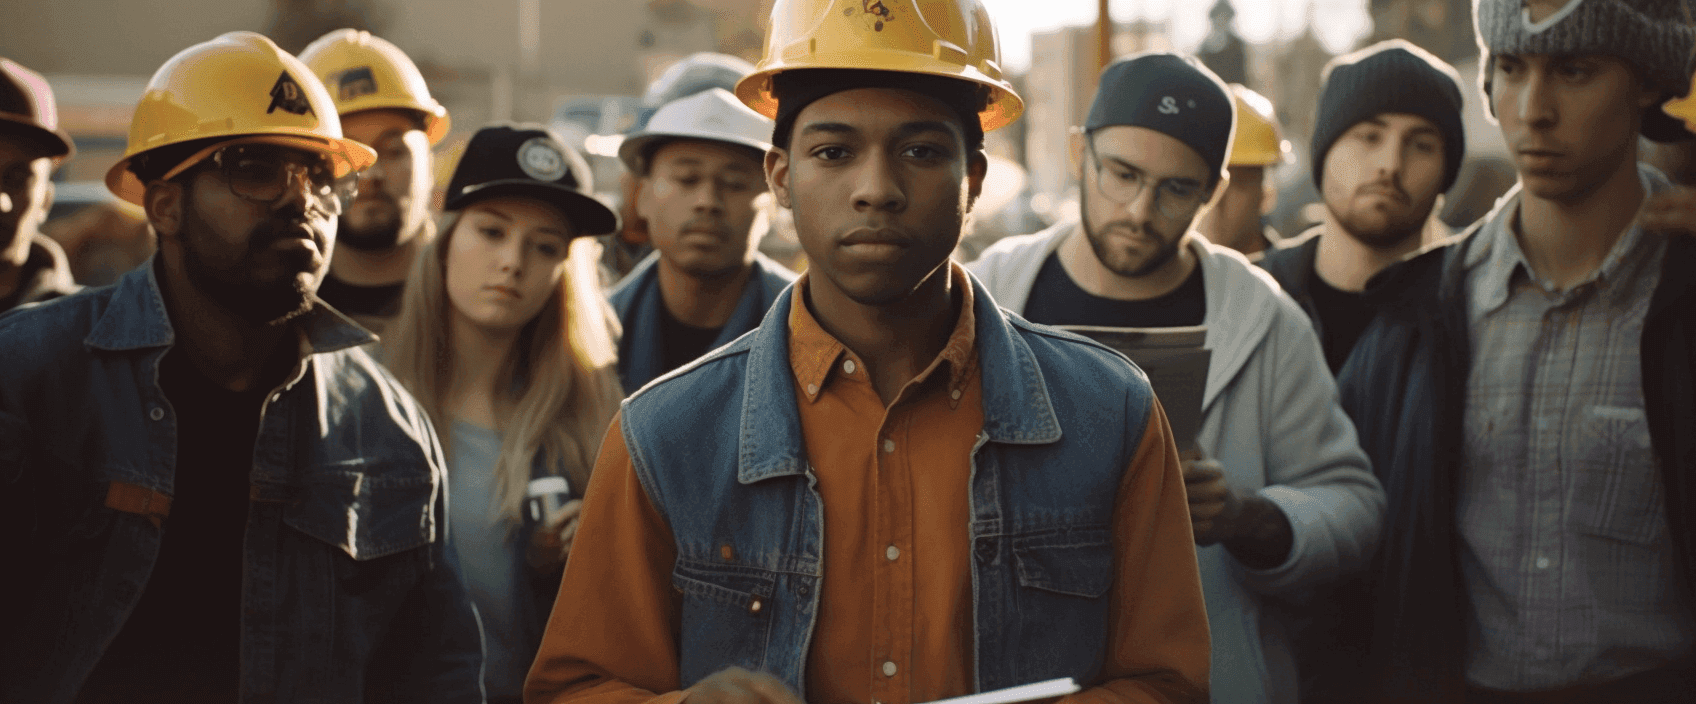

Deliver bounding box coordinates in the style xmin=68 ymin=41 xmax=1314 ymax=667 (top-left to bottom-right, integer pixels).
xmin=1022 ymin=250 xmax=1206 ymax=328
xmin=316 ymin=275 xmax=404 ymax=325
xmin=76 ymin=348 xmax=280 ymax=703
xmin=658 ymin=303 xmax=724 ymax=376
xmin=1307 ymin=270 xmax=1377 ymax=374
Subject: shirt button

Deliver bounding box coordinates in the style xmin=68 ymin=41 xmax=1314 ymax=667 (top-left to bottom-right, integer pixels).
xmin=1535 ymin=557 xmax=1552 ymax=569
xmin=951 ymin=389 xmax=962 ymax=400
xmin=843 ymin=359 xmax=857 ymax=374
xmin=886 ymin=545 xmax=900 ymax=561
xmin=148 ymin=406 xmax=164 ymax=421
xmin=882 ymin=660 xmax=897 ymax=677
xmin=882 ymin=439 xmax=895 ymax=453
xmin=806 ymin=383 xmax=819 ymax=396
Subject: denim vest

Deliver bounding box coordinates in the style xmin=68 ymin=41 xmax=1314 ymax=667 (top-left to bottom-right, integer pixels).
xmin=0 ymin=261 xmax=484 ymax=704
xmin=618 ymin=273 xmax=1158 ymax=692
xmin=608 ymin=251 xmax=797 ymax=394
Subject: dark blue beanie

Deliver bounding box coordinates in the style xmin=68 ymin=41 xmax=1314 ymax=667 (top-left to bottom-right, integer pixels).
xmin=1085 ymin=52 xmax=1235 ymax=188
xmin=1311 ymin=40 xmax=1466 ymax=192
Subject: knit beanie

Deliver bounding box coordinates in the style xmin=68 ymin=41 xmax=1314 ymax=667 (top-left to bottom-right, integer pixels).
xmin=1311 ymin=40 xmax=1467 ymax=191
xmin=1476 ymin=0 xmax=1696 ymax=142
xmin=1085 ymin=53 xmax=1235 ymax=188
xmin=769 ymin=69 xmax=987 ymax=153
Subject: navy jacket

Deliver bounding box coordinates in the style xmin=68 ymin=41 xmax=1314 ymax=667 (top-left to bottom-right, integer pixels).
xmin=607 ymin=251 xmax=796 ymax=394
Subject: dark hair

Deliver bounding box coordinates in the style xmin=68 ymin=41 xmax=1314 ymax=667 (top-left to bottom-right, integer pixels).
xmin=769 ymin=69 xmax=987 ymax=153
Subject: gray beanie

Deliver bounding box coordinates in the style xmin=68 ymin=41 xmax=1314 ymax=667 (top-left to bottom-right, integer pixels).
xmin=1476 ymin=0 xmax=1696 ymax=141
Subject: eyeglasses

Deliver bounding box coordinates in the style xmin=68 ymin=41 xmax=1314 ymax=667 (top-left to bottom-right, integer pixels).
xmin=1086 ymin=135 xmax=1208 ymax=220
xmin=205 ymin=144 xmax=357 ymax=214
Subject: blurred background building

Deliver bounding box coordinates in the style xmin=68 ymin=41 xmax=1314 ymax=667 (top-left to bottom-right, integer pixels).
xmin=3 ymin=0 xmax=1539 ymax=284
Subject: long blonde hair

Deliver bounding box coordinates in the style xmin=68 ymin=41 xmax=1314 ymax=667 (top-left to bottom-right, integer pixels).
xmin=385 ymin=208 xmax=623 ymax=527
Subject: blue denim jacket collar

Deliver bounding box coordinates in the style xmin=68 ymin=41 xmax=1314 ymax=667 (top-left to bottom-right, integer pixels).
xmin=84 ymin=257 xmax=378 ymax=355
xmin=732 ymin=268 xmax=1061 ymax=486
xmin=609 ymin=250 xmax=797 ymax=394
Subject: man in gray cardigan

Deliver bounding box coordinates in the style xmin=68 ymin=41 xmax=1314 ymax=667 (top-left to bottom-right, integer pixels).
xmin=968 ymin=51 xmax=1382 ymax=704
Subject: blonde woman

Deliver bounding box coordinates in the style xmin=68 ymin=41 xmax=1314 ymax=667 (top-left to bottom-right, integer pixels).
xmin=384 ymin=124 xmax=622 ymax=704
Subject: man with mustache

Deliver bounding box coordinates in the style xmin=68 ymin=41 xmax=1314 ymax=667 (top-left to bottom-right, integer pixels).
xmin=0 ymin=33 xmax=482 ymax=703
xmin=608 ymin=87 xmax=795 ymax=394
xmin=1332 ymin=0 xmax=1696 ymax=701
xmin=970 ymin=52 xmax=1380 ymax=704
xmin=526 ymin=1 xmax=1210 ymax=703
xmin=300 ymin=30 xmax=450 ymax=336
xmin=0 ymin=58 xmax=78 ymax=315
xmin=1258 ymin=40 xmax=1464 ymax=374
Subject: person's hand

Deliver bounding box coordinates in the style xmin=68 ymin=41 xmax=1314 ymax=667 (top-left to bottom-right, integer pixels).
xmin=526 ymin=498 xmax=583 ymax=572
xmin=1181 ymin=449 xmax=1245 ymax=546
xmin=1640 ymin=186 xmax=1696 ymax=237
xmin=682 ymin=667 xmax=806 ymax=704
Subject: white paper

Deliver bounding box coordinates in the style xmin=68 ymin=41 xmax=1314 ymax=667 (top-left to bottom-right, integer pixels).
xmin=915 ymin=678 xmax=1081 ymax=704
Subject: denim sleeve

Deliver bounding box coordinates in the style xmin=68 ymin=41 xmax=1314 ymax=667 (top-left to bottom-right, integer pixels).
xmin=363 ymin=486 xmax=488 ymax=704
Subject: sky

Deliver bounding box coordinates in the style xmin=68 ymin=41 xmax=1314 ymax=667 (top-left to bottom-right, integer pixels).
xmin=982 ymin=0 xmax=1374 ymax=73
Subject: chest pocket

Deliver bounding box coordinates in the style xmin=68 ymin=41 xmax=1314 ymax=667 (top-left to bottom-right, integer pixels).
xmin=284 ymin=459 xmax=436 ymax=561
xmin=1571 ymin=405 xmax=1665 ymax=545
xmin=1012 ymin=525 xmax=1114 ymax=598
xmin=672 ymin=557 xmax=777 ymax=682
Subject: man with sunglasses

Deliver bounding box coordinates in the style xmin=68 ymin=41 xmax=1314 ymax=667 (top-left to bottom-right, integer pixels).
xmin=301 ymin=30 xmax=451 ymax=336
xmin=0 ymin=33 xmax=482 ymax=704
xmin=970 ymin=52 xmax=1380 ymax=704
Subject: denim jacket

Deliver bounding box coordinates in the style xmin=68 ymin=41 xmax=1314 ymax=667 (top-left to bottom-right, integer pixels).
xmin=618 ymin=273 xmax=1160 ymax=692
xmin=0 ymin=261 xmax=485 ymax=704
xmin=608 ymin=251 xmax=797 ymax=394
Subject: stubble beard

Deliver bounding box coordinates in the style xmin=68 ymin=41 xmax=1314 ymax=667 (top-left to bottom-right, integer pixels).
xmin=1080 ymin=187 xmax=1184 ymax=279
xmin=180 ymin=202 xmax=319 ymax=327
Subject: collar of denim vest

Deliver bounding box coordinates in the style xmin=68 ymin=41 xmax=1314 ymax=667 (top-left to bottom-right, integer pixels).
xmin=84 ymin=256 xmax=379 ymax=354
xmin=735 ymin=267 xmax=1062 ymax=485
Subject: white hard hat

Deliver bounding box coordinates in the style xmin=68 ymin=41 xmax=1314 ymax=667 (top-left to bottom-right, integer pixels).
xmin=618 ymin=88 xmax=773 ymax=173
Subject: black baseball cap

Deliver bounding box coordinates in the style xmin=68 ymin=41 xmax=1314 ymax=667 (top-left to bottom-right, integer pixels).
xmin=444 ymin=123 xmax=617 ymax=236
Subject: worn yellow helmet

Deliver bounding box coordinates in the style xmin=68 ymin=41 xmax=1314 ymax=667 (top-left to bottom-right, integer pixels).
xmin=106 ymin=32 xmax=376 ymax=205
xmin=1227 ymin=84 xmax=1291 ymax=167
xmin=298 ymin=29 xmax=451 ymax=145
xmin=1663 ymin=70 xmax=1696 ymax=135
xmin=735 ymin=0 xmax=1023 ymax=131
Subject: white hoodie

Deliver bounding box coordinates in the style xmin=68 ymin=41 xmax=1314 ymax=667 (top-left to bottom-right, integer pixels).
xmin=968 ymin=219 xmax=1384 ymax=704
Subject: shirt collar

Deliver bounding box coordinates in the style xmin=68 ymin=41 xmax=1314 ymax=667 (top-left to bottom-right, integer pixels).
xmin=788 ymin=262 xmax=977 ymax=406
xmin=1468 ymin=163 xmax=1672 ymax=317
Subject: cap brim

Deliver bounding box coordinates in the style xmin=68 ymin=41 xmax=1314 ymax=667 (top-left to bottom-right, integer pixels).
xmin=446 ymin=180 xmax=619 ymax=236
xmin=105 ymin=132 xmax=377 ymax=206
xmin=0 ymin=115 xmax=74 ymax=159
xmin=617 ymin=131 xmax=772 ymax=173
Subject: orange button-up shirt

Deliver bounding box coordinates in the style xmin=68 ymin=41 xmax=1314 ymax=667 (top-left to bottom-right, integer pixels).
xmin=526 ymin=264 xmax=1209 ymax=704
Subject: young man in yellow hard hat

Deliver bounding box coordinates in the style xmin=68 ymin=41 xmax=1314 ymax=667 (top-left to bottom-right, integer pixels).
xmin=1334 ymin=1 xmax=1696 ymax=701
xmin=299 ymin=29 xmax=450 ymax=335
xmin=608 ymin=87 xmax=796 ymax=394
xmin=525 ymin=1 xmax=1209 ymax=704
xmin=1196 ymin=84 xmax=1290 ymax=258
xmin=0 ymin=57 xmax=78 ymax=313
xmin=1259 ymin=40 xmax=1465 ymax=374
xmin=0 ymin=32 xmax=482 ymax=704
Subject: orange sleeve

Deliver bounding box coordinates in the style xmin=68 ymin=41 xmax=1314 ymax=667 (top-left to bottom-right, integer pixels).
xmin=524 ymin=412 xmax=689 ymax=704
xmin=1060 ymin=396 xmax=1211 ymax=704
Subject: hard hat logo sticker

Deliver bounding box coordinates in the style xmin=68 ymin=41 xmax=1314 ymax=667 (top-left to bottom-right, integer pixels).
xmin=843 ymin=0 xmax=895 ymax=31
xmin=268 ymin=72 xmax=316 ymax=116
xmin=334 ymin=66 xmax=379 ymax=102
xmin=518 ymin=137 xmax=569 ymax=181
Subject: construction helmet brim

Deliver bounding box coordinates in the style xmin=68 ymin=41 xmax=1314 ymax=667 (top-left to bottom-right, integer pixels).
xmin=106 ymin=132 xmax=377 ymax=206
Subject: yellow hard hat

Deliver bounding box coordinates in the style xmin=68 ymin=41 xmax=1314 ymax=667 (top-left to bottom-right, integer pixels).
xmin=1664 ymin=72 xmax=1696 ymax=134
xmin=1227 ymin=84 xmax=1291 ymax=167
xmin=298 ymin=29 xmax=451 ymax=145
xmin=735 ymin=0 xmax=1024 ymax=131
xmin=106 ymin=31 xmax=377 ymax=205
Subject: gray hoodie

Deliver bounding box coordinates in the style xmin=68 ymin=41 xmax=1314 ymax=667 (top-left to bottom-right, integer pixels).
xmin=968 ymin=219 xmax=1383 ymax=704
